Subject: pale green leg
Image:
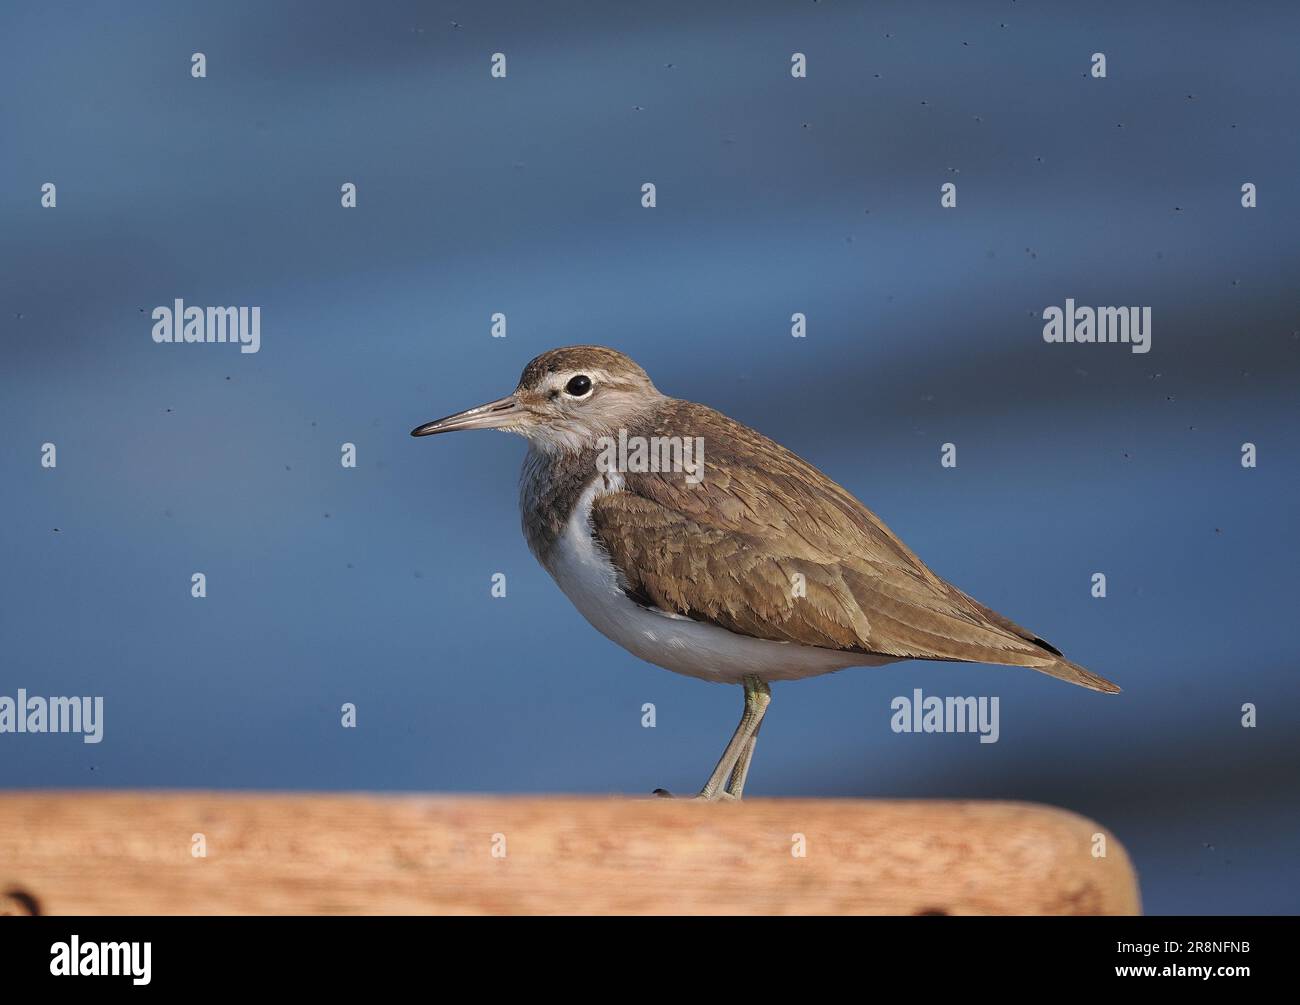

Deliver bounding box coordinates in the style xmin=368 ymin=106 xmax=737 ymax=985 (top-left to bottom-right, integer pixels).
xmin=697 ymin=675 xmax=771 ymax=802
xmin=652 ymin=675 xmax=772 ymax=802
xmin=725 ymin=716 xmax=764 ymax=800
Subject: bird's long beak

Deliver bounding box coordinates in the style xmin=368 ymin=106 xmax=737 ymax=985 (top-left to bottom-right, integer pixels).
xmin=410 ymin=394 xmax=523 ymax=437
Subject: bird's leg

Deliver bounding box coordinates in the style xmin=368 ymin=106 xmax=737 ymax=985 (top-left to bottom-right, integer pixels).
xmin=651 ymin=676 xmax=771 ymax=801
xmin=725 ymin=715 xmax=765 ymax=800
xmin=696 ymin=675 xmax=771 ymax=802
xmin=724 ymin=678 xmax=770 ymax=798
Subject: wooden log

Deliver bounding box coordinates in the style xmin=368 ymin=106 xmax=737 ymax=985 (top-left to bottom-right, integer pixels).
xmin=0 ymin=793 xmax=1140 ymax=915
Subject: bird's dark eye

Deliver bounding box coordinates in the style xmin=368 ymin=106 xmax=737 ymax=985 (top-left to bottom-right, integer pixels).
xmin=565 ymin=374 xmax=593 ymax=397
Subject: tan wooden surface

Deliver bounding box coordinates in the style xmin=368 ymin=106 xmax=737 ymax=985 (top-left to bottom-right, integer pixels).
xmin=0 ymin=792 xmax=1140 ymax=915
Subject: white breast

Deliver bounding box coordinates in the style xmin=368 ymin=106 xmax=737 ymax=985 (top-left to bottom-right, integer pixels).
xmin=538 ymin=472 xmax=893 ymax=684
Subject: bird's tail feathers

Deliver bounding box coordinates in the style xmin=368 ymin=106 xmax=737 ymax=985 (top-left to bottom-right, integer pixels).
xmin=1031 ymin=655 xmax=1121 ymax=693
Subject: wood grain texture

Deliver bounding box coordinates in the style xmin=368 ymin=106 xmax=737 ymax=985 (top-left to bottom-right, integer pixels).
xmin=0 ymin=793 xmax=1140 ymax=915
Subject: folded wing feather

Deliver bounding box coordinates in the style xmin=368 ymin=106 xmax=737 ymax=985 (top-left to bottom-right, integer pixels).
xmin=587 ymin=400 xmax=1120 ymax=693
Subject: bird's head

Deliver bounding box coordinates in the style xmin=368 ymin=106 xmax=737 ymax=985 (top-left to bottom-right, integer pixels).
xmin=410 ymin=345 xmax=663 ymax=454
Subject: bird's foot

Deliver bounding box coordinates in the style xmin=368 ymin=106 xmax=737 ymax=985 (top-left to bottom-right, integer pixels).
xmin=651 ymin=788 xmax=738 ymax=803
xmin=697 ymin=791 xmax=738 ymax=803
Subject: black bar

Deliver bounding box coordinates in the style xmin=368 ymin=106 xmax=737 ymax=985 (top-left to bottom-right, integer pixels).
xmin=0 ymin=916 xmax=1288 ymax=989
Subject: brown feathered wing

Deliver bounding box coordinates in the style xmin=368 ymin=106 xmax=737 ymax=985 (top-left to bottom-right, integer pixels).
xmin=587 ymin=401 xmax=1119 ymax=693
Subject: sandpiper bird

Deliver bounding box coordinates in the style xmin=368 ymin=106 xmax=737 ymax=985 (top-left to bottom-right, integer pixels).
xmin=411 ymin=346 xmax=1119 ymax=801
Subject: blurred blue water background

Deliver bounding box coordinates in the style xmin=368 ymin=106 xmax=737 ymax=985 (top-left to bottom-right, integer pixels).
xmin=1 ymin=1 xmax=1297 ymax=914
